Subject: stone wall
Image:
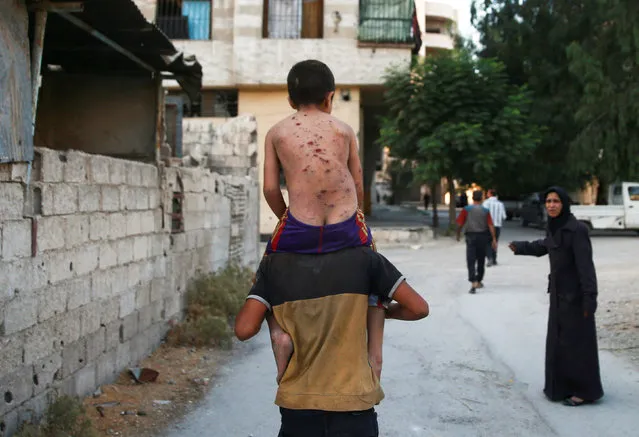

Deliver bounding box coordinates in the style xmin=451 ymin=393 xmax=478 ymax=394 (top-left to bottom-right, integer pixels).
xmin=0 ymin=148 xmax=259 ymax=435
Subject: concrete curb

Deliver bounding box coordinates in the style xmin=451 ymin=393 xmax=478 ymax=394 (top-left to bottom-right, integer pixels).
xmin=371 ymin=226 xmax=435 ymax=248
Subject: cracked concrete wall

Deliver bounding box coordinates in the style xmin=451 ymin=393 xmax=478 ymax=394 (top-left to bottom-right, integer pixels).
xmin=0 ymin=148 xmax=259 ymax=436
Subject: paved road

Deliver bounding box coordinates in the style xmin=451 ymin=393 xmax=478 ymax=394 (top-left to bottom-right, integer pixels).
xmin=164 ymin=224 xmax=639 ymax=437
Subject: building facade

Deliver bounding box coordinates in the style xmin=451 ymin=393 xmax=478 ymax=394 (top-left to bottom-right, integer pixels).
xmin=134 ymin=0 xmax=423 ymax=233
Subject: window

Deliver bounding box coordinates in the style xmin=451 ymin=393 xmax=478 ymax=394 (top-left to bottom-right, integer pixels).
xmin=425 ymin=27 xmax=442 ymax=34
xmin=358 ymin=0 xmax=416 ymax=45
xmin=628 ymin=186 xmax=639 ymax=201
xmin=156 ymin=0 xmax=211 ymax=40
xmin=263 ymin=0 xmax=324 ymax=39
xmin=168 ymin=89 xmax=239 ymax=118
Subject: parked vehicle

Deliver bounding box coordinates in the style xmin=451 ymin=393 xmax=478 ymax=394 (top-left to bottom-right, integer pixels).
xmin=573 ymin=182 xmax=639 ymax=232
xmin=500 ymin=196 xmax=523 ymax=220
xmin=520 ymin=192 xmax=547 ymax=228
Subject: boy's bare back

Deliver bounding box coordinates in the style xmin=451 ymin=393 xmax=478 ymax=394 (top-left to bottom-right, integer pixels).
xmin=264 ymin=110 xmax=363 ymax=226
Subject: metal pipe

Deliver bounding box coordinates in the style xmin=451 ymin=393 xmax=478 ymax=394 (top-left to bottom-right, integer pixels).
xmin=55 ymin=11 xmax=156 ymax=73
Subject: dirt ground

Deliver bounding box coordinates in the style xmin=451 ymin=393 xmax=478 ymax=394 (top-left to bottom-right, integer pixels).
xmin=83 ymin=345 xmax=232 ymax=437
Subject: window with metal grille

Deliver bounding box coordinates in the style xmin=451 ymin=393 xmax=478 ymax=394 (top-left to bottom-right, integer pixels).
xmin=168 ymin=89 xmax=239 ymax=118
xmin=263 ymin=0 xmax=324 ymax=39
xmin=156 ymin=0 xmax=212 ymax=40
xmin=358 ymin=0 xmax=415 ymax=45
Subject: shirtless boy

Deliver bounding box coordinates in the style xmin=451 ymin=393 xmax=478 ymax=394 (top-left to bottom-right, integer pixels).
xmin=261 ymin=60 xmax=386 ymax=383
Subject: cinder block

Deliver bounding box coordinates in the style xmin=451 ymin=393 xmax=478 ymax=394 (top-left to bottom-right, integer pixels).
xmin=63 ymin=215 xmax=89 ymax=248
xmin=96 ymin=348 xmax=118 ymax=385
xmin=126 ymin=263 xmax=141 ymax=289
xmin=38 ymin=216 xmax=65 ymax=251
xmin=69 ymin=363 xmax=96 ymax=398
xmin=55 ymin=310 xmax=82 ymax=345
xmin=132 ymin=236 xmax=148 ymax=261
xmin=108 ymin=213 xmax=127 ymax=240
xmin=0 ymin=183 xmax=24 ymax=220
xmin=101 ymin=186 xmax=120 ymax=212
xmin=119 ymin=186 xmax=136 ymax=211
xmin=46 ymin=250 xmax=74 ymax=284
xmin=62 ymin=339 xmax=87 ymax=377
xmin=53 ymin=183 xmax=78 ymax=215
xmin=152 ymin=256 xmax=167 ymax=279
xmin=119 ymin=291 xmax=136 ymax=318
xmin=86 ymin=326 xmax=106 ymax=362
xmin=116 ymin=341 xmax=131 ymax=370
xmin=89 ymin=213 xmax=109 ymax=241
xmin=115 ymin=238 xmax=133 ymax=265
xmin=154 ymin=208 xmax=164 ymax=231
xmin=0 ymin=408 xmax=19 ymax=436
xmin=110 ymin=265 xmax=130 ymax=297
xmin=80 ymin=302 xmax=102 ymax=337
xmin=121 ymin=312 xmax=139 ymax=342
xmin=135 ymin=187 xmax=149 ymax=210
xmin=66 ymin=276 xmax=92 ymax=311
xmin=163 ymin=294 xmax=181 ymax=320
xmin=63 ymin=151 xmax=88 ymax=183
xmin=32 ymin=353 xmax=63 ymax=395
xmin=150 ymin=299 xmax=164 ymax=323
xmin=126 ymin=163 xmax=143 ymax=186
xmin=89 ymin=154 xmax=111 ymax=184
xmin=149 ymin=277 xmax=167 ymax=303
xmin=130 ymin=331 xmax=151 ymax=364
xmin=98 ymin=241 xmax=118 ymax=270
xmin=4 ymin=289 xmax=38 ymax=335
xmin=37 ymin=282 xmax=67 ymax=323
xmin=38 ymin=148 xmax=64 ymax=183
xmin=74 ymin=244 xmax=99 ymax=276
xmin=100 ymin=297 xmax=120 ymax=327
xmin=148 ymin=188 xmax=161 ymax=209
xmin=150 ymin=233 xmax=168 ymax=257
xmin=105 ymin=321 xmax=121 ymax=352
xmin=91 ymin=270 xmax=112 ymax=301
xmin=1 ymin=219 xmax=31 ymax=259
xmin=0 ymin=366 xmax=34 ymax=416
xmin=23 ymin=321 xmax=58 ymax=364
xmin=141 ymin=165 xmax=159 ymax=188
xmin=0 ymin=334 xmax=24 ymax=376
xmin=78 ymin=184 xmax=101 ymax=212
xmin=139 ymin=210 xmax=156 ymax=234
xmin=138 ymin=305 xmax=153 ymax=332
xmin=125 ymin=211 xmax=142 ymax=236
xmin=135 ymin=283 xmax=151 ymax=309
xmin=18 ymin=389 xmax=53 ymax=424
xmin=9 ymin=162 xmax=28 ymax=183
xmin=171 ymin=232 xmax=187 ymax=253
xmin=109 ymin=159 xmax=126 ymax=185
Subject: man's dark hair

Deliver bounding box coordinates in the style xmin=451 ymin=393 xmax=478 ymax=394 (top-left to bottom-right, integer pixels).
xmin=488 ymin=189 xmax=497 ymax=197
xmin=472 ymin=190 xmax=483 ymax=202
xmin=287 ymin=60 xmax=336 ymax=107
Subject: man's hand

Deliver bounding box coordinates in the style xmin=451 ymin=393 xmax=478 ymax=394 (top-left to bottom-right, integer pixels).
xmin=508 ymin=242 xmax=516 ymax=253
xmin=492 ymin=239 xmax=498 ymax=250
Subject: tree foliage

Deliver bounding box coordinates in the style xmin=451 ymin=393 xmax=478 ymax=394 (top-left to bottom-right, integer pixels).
xmin=472 ymin=0 xmax=639 ymax=195
xmin=379 ymin=49 xmax=540 ymax=223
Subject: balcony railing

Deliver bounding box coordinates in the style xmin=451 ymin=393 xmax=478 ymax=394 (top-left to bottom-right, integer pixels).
xmin=358 ymin=0 xmax=416 ymax=45
xmin=156 ymin=0 xmax=211 ymax=40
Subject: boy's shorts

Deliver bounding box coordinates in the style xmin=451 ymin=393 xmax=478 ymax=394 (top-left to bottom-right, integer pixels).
xmin=264 ymin=209 xmax=389 ymax=309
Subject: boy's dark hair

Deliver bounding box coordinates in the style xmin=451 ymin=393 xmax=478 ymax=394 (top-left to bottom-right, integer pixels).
xmin=287 ymin=60 xmax=336 ymax=107
xmin=472 ymin=190 xmax=483 ymax=202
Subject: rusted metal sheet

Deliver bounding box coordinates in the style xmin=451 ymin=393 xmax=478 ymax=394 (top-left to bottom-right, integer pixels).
xmin=0 ymin=0 xmax=34 ymax=163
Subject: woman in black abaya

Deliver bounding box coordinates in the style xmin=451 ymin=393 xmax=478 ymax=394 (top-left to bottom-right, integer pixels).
xmin=509 ymin=187 xmax=604 ymax=406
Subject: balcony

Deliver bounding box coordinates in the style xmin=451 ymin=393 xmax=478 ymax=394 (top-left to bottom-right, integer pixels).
xmin=425 ymin=1 xmax=458 ymax=22
xmin=155 ymin=0 xmax=211 ymax=40
xmin=358 ymin=0 xmax=417 ymax=47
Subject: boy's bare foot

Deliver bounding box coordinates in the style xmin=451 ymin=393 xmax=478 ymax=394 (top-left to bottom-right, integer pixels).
xmin=271 ymin=332 xmax=294 ymax=384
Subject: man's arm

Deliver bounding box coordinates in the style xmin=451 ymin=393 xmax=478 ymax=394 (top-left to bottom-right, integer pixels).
xmin=347 ymin=127 xmax=364 ymax=210
xmin=455 ymin=208 xmax=468 ymax=241
xmin=385 ymin=281 xmax=429 ymax=321
xmin=263 ymin=128 xmax=287 ymax=218
xmin=234 ymin=299 xmax=269 ymax=341
xmin=487 ymin=212 xmax=497 ymax=248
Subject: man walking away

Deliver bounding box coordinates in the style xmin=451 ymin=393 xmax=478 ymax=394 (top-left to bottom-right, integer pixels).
xmin=456 ymin=190 xmax=498 ymax=294
xmin=483 ymin=189 xmax=507 ymax=266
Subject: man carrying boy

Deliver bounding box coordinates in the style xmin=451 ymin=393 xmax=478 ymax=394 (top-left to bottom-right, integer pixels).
xmin=258 ymin=60 xmax=388 ymax=383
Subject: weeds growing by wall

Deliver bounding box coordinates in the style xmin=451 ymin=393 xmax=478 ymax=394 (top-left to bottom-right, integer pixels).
xmin=15 ymin=396 xmax=96 ymax=437
xmin=166 ymin=264 xmax=254 ymax=348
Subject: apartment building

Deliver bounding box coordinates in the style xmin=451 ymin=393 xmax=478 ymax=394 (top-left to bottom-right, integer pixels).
xmin=133 ymin=0 xmax=421 ymax=233
xmin=416 ymin=1 xmax=458 ymax=56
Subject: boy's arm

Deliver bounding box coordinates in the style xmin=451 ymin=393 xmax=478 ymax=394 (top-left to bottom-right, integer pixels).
xmin=385 ymin=281 xmax=429 ymax=321
xmin=235 ymin=299 xmax=269 ymax=341
xmin=347 ymin=127 xmax=364 ymax=210
xmin=263 ymin=128 xmax=287 ymax=218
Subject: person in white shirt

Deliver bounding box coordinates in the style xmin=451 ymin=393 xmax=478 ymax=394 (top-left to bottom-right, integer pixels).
xmin=483 ymin=189 xmax=507 ymax=266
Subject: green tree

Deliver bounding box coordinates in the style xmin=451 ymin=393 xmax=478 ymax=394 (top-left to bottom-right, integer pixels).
xmin=566 ymin=0 xmax=639 ymax=193
xmin=379 ymin=49 xmax=540 ymax=227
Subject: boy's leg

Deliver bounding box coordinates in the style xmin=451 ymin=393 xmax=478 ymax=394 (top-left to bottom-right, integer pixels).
xmin=266 ymin=312 xmax=293 ymax=384
xmin=367 ymin=298 xmax=386 ymax=380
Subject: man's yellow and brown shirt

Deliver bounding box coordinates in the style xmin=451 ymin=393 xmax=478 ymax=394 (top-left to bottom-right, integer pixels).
xmin=248 ymin=247 xmax=405 ymax=412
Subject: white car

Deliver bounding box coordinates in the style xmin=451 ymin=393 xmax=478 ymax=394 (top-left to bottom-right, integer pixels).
xmin=572 ymin=182 xmax=639 ymax=232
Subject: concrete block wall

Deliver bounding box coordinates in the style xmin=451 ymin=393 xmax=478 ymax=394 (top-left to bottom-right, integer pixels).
xmin=0 ymin=148 xmax=258 ymax=435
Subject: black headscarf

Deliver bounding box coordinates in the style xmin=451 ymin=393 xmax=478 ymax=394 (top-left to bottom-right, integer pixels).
xmin=544 ymin=186 xmax=572 ymax=235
